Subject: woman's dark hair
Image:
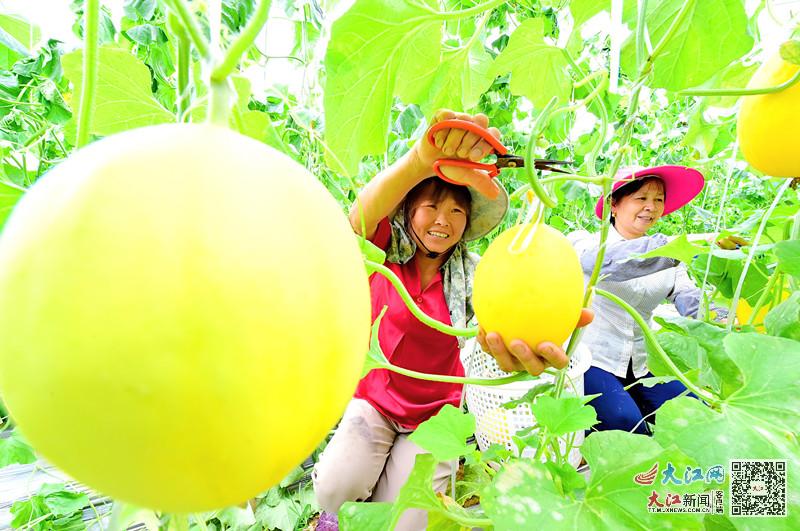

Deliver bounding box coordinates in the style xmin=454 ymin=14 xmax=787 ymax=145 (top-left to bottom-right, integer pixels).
xmin=403 ymin=177 xmax=472 ymax=231
xmin=609 ymin=176 xmax=665 ymax=225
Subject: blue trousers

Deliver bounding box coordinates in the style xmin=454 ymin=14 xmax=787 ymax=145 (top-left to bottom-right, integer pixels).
xmin=584 ymin=363 xmax=689 ymax=435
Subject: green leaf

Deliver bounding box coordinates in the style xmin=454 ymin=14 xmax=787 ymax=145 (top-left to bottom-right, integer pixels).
xmin=650 ymin=316 xmax=742 ymax=397
xmin=0 ymin=14 xmax=40 ymax=70
xmin=0 ymin=429 xmax=36 ymax=467
xmin=481 ymin=431 xmax=705 ymax=529
xmin=323 ymin=0 xmax=442 ymax=174
xmin=764 ymin=291 xmax=800 ymax=341
xmin=0 ymin=14 xmax=40 ymax=50
xmin=491 ymin=18 xmax=571 ymax=109
xmin=235 ymin=110 xmax=286 ymax=151
xmin=620 ymin=0 xmax=754 ymax=91
xmin=414 ymin=39 xmax=495 ymax=116
xmin=500 ymin=382 xmax=555 ymax=409
xmin=215 ymin=506 xmax=256 ymax=529
xmin=780 ymin=38 xmax=800 ymax=66
xmin=254 ymin=492 xmax=304 ymax=531
xmin=11 ymin=496 xmax=49 ymax=529
xmin=543 ymin=460 xmax=587 ymax=496
xmin=775 ymin=240 xmax=800 ymax=279
xmin=384 ymin=453 xmax=478 ymax=529
xmin=125 ymin=24 xmax=167 ymax=46
xmin=62 ymin=46 xmax=173 ymax=142
xmin=124 ymin=0 xmax=158 ymax=21
xmin=0 ymin=26 xmax=31 ymax=58
xmin=40 ymin=486 xmax=90 ymax=517
xmin=529 ymin=395 xmax=598 ymax=436
xmin=690 ymin=253 xmax=771 ymax=306
xmin=0 ymin=180 xmax=24 ymax=232
xmin=338 ymin=501 xmax=393 ymax=531
xmin=408 ymin=404 xmax=476 ymax=461
xmin=630 ymin=234 xmax=706 ymax=265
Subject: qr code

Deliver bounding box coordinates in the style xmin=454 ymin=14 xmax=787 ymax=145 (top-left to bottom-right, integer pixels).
xmin=730 ymin=460 xmax=786 ymax=517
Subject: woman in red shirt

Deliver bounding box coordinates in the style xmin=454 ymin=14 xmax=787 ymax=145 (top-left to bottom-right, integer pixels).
xmin=313 ymin=111 xmax=589 ymax=530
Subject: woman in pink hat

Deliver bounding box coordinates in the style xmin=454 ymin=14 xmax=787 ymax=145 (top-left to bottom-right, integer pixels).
xmin=568 ymin=166 xmax=745 ymax=435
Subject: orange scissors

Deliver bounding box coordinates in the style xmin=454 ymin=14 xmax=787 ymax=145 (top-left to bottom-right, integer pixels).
xmin=427 ymin=119 xmax=571 ymax=184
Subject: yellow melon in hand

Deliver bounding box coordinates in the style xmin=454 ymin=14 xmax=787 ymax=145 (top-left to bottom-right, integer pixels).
xmin=473 ymin=223 xmax=584 ymax=350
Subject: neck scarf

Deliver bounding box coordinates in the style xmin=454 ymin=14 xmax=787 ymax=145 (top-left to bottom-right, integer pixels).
xmin=386 ymin=209 xmax=478 ymax=348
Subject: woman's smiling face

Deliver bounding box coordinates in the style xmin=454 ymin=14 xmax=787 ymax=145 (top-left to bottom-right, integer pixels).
xmin=611 ymin=178 xmax=665 ymax=239
xmin=408 ymin=191 xmax=469 ymax=254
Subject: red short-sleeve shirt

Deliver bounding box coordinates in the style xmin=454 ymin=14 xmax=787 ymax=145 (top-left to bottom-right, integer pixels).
xmin=354 ymin=218 xmax=464 ymax=429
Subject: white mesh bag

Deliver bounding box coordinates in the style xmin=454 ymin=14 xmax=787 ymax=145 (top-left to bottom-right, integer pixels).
xmin=462 ymin=338 xmax=592 ymax=467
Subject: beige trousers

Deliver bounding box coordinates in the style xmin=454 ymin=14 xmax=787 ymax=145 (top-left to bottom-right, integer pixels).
xmin=313 ymin=398 xmax=453 ymax=531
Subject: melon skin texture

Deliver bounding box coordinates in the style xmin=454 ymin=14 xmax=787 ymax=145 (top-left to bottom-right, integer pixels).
xmin=737 ymin=52 xmax=800 ymax=177
xmin=473 ymin=223 xmax=584 ymax=351
xmin=0 ymin=124 xmax=371 ymax=512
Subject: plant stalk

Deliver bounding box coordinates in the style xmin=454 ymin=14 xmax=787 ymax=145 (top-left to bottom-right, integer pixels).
xmin=163 ymin=0 xmax=211 ymax=60
xmin=728 ymin=179 xmax=792 ymax=332
xmin=76 ymin=0 xmax=99 ymax=148
xmin=211 ymin=0 xmax=273 ymax=82
xmin=679 ymin=69 xmax=800 ymax=97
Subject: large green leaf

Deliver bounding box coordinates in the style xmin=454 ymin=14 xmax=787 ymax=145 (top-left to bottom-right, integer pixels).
xmin=61 ymin=46 xmax=173 ymax=142
xmin=414 ymin=38 xmax=494 ymax=116
xmin=0 ymin=14 xmax=40 ymax=70
xmin=0 ymin=429 xmax=36 ymax=467
xmin=481 ymin=430 xmax=705 ymax=529
xmin=529 ymin=395 xmax=598 ymax=436
xmin=323 ymin=0 xmax=442 ymax=174
xmin=631 ymin=234 xmax=706 ymax=265
xmin=774 ymin=240 xmax=800 ymax=280
xmin=620 ymin=0 xmax=754 ymax=91
xmin=764 ymin=292 xmax=800 ymax=342
xmin=491 ymin=18 xmax=571 ymax=109
xmin=408 ymin=404 xmax=476 ymax=461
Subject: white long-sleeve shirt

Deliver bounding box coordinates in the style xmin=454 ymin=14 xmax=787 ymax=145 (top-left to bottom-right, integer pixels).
xmin=567 ymin=227 xmax=709 ymax=378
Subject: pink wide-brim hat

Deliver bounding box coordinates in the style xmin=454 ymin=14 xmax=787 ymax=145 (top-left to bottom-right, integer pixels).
xmin=594 ymin=165 xmax=705 ymax=220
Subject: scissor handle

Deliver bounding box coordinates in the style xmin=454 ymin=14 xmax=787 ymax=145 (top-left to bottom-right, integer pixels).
xmin=427 ymin=119 xmax=508 ymax=155
xmin=432 ymin=159 xmax=500 ymax=184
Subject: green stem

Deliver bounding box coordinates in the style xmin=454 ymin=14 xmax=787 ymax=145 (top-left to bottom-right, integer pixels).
xmin=175 ymin=19 xmax=191 ymax=120
xmin=573 ymin=68 xmax=606 ymax=88
xmin=679 ymin=68 xmax=800 ymax=97
xmin=597 ymin=289 xmax=718 ymax=406
xmin=207 ymin=78 xmax=234 ymax=125
xmin=211 ymin=0 xmax=273 ymax=82
xmin=728 ymin=179 xmax=793 ymax=332
xmin=435 ymin=0 xmax=505 ymax=20
xmin=163 ymin=0 xmax=211 ymax=60
xmin=551 ymin=73 xmax=608 ymax=115
xmin=525 ymin=96 xmax=560 ymax=208
xmin=746 ymin=266 xmax=781 ymax=326
xmin=75 ymin=0 xmax=99 ymax=148
xmin=644 ymin=0 xmax=695 ymax=75
xmin=366 ymin=260 xmax=477 ymax=337
xmin=380 ymin=362 xmax=538 ymax=386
